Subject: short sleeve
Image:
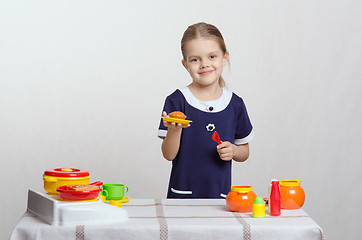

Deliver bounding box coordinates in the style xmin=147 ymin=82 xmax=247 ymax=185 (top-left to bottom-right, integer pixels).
xmin=234 ymin=98 xmax=254 ymax=145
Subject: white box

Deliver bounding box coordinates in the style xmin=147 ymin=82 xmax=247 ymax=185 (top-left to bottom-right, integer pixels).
xmin=27 ymin=189 xmax=128 ymax=226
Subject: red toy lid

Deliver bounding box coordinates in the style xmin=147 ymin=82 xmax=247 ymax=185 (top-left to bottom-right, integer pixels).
xmin=44 ymin=168 xmax=90 ymax=177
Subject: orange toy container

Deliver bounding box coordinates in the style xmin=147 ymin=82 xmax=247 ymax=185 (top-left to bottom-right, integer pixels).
xmin=226 ymin=185 xmax=257 ymax=213
xmin=280 ymin=180 xmax=305 ymax=209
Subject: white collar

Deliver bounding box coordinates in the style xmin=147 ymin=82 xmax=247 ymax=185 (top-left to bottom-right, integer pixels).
xmin=179 ymin=87 xmax=233 ymax=113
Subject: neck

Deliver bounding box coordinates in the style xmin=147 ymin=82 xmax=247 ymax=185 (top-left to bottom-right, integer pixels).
xmin=188 ymin=82 xmax=223 ymax=101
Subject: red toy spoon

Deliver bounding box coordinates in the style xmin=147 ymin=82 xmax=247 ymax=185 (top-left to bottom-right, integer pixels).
xmin=212 ymin=131 xmax=222 ymax=145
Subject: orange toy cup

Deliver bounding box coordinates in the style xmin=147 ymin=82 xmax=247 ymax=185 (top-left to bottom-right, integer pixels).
xmin=226 ymin=186 xmax=257 ymax=213
xmin=280 ymin=180 xmax=305 ymax=209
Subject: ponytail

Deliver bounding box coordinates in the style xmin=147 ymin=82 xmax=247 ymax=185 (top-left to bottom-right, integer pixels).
xmin=219 ymin=76 xmax=225 ymax=88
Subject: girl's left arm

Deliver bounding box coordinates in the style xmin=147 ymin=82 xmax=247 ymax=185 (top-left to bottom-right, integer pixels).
xmin=217 ymin=142 xmax=249 ymax=162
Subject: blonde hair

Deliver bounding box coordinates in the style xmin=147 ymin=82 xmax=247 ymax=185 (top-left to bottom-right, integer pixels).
xmin=181 ymin=22 xmax=228 ymax=88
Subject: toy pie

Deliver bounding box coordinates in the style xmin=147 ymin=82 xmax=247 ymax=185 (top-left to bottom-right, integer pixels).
xmin=64 ymin=184 xmax=101 ymax=191
xmin=169 ymin=111 xmax=187 ymax=120
xmin=162 ymin=111 xmax=192 ymax=125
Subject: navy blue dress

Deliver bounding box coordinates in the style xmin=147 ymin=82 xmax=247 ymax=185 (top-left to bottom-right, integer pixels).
xmin=158 ymin=87 xmax=254 ymax=199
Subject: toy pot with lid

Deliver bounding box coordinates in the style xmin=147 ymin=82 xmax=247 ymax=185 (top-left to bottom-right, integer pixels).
xmin=280 ymin=180 xmax=305 ymax=209
xmin=43 ymin=168 xmax=91 ymax=195
xmin=226 ymin=185 xmax=257 ymax=213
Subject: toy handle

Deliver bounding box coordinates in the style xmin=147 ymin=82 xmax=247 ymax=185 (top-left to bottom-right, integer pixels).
xmin=101 ymin=189 xmax=108 ymax=197
xmin=124 ymin=186 xmax=129 ymax=194
xmin=43 ymin=176 xmax=57 ymax=182
xmin=90 ymin=181 xmax=103 ymax=187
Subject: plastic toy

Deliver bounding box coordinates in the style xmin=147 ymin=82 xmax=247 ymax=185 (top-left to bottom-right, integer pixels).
xmin=100 ymin=184 xmax=129 ymax=200
xmin=270 ymin=180 xmax=281 ymax=216
xmin=252 ymin=197 xmax=265 ymax=218
xmin=56 ymin=181 xmax=103 ymax=201
xmin=226 ymin=185 xmax=257 ymax=212
xmin=212 ymin=131 xmax=222 ymax=145
xmin=280 ymin=180 xmax=305 ymax=209
xmin=268 ymin=178 xmax=278 ymax=206
xmin=169 ymin=111 xmax=187 ymax=119
xmin=162 ymin=111 xmax=192 ymax=125
xmin=43 ymin=168 xmax=91 ymax=195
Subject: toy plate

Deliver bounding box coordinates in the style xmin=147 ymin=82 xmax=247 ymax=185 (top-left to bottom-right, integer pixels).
xmin=100 ymin=196 xmax=131 ymax=204
xmin=162 ymin=117 xmax=192 ymax=125
xmin=113 ymin=197 xmax=131 ymax=204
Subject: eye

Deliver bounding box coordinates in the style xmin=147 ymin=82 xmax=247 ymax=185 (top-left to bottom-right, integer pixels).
xmin=210 ymin=55 xmax=216 ymax=59
xmin=190 ymin=58 xmax=198 ymax=62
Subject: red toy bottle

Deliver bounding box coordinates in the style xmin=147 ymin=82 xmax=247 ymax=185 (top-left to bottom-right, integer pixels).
xmin=270 ymin=180 xmax=281 ymax=216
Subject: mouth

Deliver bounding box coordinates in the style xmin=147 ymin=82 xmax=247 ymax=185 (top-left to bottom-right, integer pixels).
xmin=199 ymin=70 xmax=214 ymax=75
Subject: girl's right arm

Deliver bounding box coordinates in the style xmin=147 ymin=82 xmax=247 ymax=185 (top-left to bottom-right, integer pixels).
xmin=161 ymin=111 xmax=190 ymax=161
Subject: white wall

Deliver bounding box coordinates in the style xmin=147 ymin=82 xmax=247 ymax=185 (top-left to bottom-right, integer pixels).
xmin=1 ymin=0 xmax=361 ymax=239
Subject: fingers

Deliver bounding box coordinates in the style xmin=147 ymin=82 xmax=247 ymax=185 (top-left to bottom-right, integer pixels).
xmin=181 ymin=123 xmax=191 ymax=128
xmin=162 ymin=119 xmax=169 ymax=127
xmin=218 ymin=149 xmax=233 ymax=161
xmin=175 ymin=122 xmax=190 ymax=128
xmin=217 ymin=142 xmax=233 ymax=161
xmin=217 ymin=141 xmax=230 ymax=150
xmin=162 ymin=120 xmax=190 ymax=129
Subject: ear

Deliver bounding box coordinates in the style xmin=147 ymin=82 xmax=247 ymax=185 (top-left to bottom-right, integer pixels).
xmin=223 ymin=51 xmax=229 ymax=67
xmin=182 ymin=59 xmax=188 ymax=70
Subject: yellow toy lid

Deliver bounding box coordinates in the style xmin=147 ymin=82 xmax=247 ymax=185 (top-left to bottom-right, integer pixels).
xmin=231 ymin=185 xmax=252 ymax=193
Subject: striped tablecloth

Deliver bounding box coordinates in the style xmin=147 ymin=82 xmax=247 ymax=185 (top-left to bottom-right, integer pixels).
xmin=10 ymin=199 xmax=325 ymax=240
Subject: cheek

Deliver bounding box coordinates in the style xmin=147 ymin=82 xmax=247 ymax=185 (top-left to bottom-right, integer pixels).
xmin=216 ymin=61 xmax=225 ymax=71
xmin=186 ymin=67 xmax=196 ymax=77
xmin=189 ymin=65 xmax=198 ymax=73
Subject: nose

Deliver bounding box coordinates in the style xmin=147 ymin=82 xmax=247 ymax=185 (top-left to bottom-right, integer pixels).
xmin=200 ymin=58 xmax=210 ymax=68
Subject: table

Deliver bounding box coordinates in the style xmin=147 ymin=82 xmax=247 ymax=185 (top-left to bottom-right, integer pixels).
xmin=10 ymin=199 xmax=325 ymax=240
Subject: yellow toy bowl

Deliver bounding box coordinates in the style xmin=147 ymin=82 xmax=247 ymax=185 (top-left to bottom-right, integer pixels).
xmin=43 ymin=168 xmax=91 ymax=195
xmin=43 ymin=175 xmax=90 ymax=194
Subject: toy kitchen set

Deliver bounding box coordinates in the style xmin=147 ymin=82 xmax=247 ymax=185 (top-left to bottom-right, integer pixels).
xmin=27 ymin=168 xmax=129 ymax=226
xmin=28 ymin=167 xmax=306 ymax=226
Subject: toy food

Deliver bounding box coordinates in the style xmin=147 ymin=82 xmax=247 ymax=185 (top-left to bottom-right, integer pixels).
xmin=270 ymin=180 xmax=281 ymax=216
xmin=65 ymin=184 xmax=100 ymax=191
xmin=252 ymin=197 xmax=265 ymax=218
xmin=162 ymin=111 xmax=192 ymax=125
xmin=57 ymin=185 xmax=102 ymax=200
xmin=56 ymin=181 xmax=103 ymax=200
xmin=169 ymin=111 xmax=187 ymax=120
xmin=226 ymin=185 xmax=257 ymax=213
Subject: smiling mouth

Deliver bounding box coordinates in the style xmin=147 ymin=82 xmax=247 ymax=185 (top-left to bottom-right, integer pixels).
xmin=199 ymin=70 xmax=213 ymax=75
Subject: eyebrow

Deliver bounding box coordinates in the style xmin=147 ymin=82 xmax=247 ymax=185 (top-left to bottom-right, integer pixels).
xmin=187 ymin=55 xmax=198 ymax=59
xmin=187 ymin=51 xmax=220 ymax=60
xmin=208 ymin=51 xmax=219 ymax=55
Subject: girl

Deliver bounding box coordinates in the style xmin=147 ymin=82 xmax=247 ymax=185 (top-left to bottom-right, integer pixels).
xmin=158 ymin=22 xmax=254 ymax=199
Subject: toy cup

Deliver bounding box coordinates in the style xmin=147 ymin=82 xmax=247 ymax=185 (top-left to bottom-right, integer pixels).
xmin=101 ymin=184 xmax=129 ymax=200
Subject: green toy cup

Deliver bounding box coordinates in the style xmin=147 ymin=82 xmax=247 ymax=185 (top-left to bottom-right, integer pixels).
xmin=101 ymin=184 xmax=129 ymax=200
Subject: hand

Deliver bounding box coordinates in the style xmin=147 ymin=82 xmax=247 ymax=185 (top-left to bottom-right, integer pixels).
xmin=162 ymin=111 xmax=190 ymax=129
xmin=217 ymin=141 xmax=235 ymax=161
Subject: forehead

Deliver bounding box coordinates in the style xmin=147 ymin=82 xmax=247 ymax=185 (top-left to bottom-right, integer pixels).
xmin=184 ymin=37 xmax=222 ymax=57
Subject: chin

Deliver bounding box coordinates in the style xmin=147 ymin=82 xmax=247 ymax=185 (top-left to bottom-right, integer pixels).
xmin=198 ymin=81 xmax=219 ymax=87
